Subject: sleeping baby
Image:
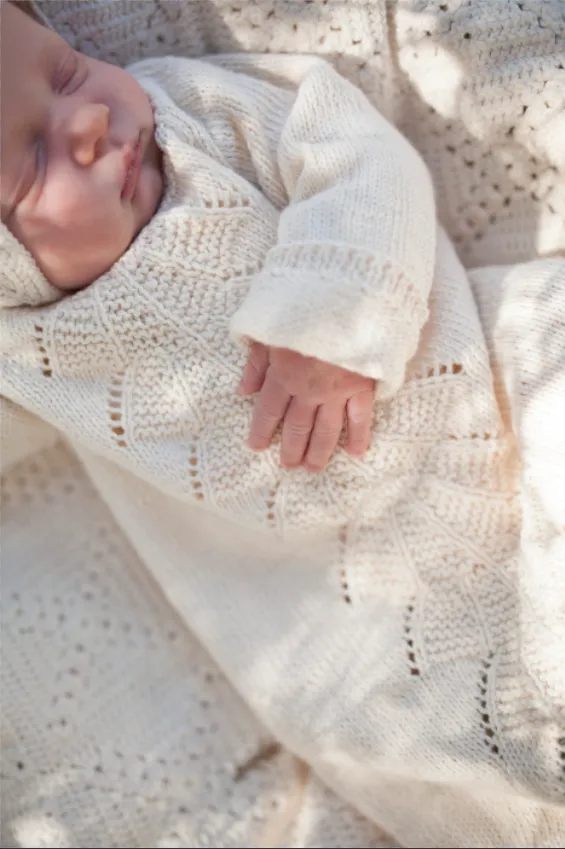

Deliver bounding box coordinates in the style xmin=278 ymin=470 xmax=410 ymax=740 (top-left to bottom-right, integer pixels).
xmin=1 ymin=0 xmax=436 ymax=476
xmin=1 ymin=0 xmax=505 ymax=535
xmin=3 ymin=0 xmax=565 ymax=822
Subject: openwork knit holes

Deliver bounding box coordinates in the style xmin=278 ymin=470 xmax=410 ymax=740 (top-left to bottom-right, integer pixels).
xmin=450 ymin=432 xmax=492 ymax=441
xmin=106 ymin=382 xmax=205 ymax=504
xmin=265 ymin=483 xmax=279 ymax=529
xmin=188 ymin=444 xmax=204 ymax=502
xmin=410 ymin=361 xmax=463 ymax=381
xmin=108 ymin=374 xmax=127 ymax=448
xmin=478 ymin=652 xmax=501 ymax=758
xmin=558 ymin=736 xmax=565 ymax=781
xmin=410 ymin=362 xmax=494 ymax=441
xmin=34 ymin=325 xmax=52 ymax=377
xmin=338 ymin=527 xmax=352 ymax=604
xmin=203 ymin=194 xmax=249 ymax=210
xmin=404 ymin=600 xmax=421 ymax=677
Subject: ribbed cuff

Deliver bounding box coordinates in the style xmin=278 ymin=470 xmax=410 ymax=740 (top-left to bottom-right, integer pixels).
xmin=231 ymin=242 xmax=428 ymax=398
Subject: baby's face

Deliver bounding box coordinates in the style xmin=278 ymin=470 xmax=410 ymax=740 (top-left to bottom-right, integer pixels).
xmin=0 ymin=3 xmax=163 ymax=290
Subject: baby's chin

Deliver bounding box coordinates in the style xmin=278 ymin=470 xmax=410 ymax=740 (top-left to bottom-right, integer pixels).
xmin=41 ymin=235 xmax=135 ymax=292
xmin=46 ymin=257 xmax=121 ymax=293
xmin=46 ymin=208 xmax=161 ymax=293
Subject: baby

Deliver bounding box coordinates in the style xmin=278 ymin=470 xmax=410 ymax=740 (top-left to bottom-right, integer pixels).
xmin=0 ymin=2 xmax=565 ymax=845
xmin=3 ymin=3 xmax=565 ymax=837
xmin=0 ymin=0 xmax=436 ymax=476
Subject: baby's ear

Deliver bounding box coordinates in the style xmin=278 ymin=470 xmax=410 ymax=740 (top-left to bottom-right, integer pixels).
xmin=0 ymin=224 xmax=62 ymax=309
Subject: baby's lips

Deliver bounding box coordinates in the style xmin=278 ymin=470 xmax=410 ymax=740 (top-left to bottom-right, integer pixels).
xmin=120 ymin=135 xmax=142 ymax=200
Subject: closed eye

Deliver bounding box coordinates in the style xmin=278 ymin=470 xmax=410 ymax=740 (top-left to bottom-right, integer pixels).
xmin=20 ymin=137 xmax=46 ymax=209
xmin=54 ymin=50 xmax=87 ymax=95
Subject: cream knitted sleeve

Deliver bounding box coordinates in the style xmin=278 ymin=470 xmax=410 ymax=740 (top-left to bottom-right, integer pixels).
xmin=130 ymin=53 xmax=437 ymax=397
xmin=228 ymin=58 xmax=437 ymax=397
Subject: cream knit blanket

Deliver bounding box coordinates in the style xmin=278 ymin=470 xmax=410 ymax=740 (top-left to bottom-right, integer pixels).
xmin=2 ymin=2 xmax=565 ymax=847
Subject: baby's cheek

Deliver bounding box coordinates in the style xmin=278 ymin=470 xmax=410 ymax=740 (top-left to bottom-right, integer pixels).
xmin=35 ymin=192 xmax=130 ymax=289
xmin=45 ymin=184 xmax=113 ymax=238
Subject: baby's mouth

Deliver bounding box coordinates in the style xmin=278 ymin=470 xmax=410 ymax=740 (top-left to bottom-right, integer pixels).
xmin=121 ymin=134 xmax=143 ymax=201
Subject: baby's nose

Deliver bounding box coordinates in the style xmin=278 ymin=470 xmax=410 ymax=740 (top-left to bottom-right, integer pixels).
xmin=69 ymin=103 xmax=110 ymax=167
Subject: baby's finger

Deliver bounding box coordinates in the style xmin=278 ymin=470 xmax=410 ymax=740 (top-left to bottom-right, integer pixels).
xmin=247 ymin=369 xmax=291 ymax=451
xmin=238 ymin=342 xmax=269 ymax=396
xmin=280 ymin=397 xmax=318 ymax=469
xmin=344 ymin=389 xmax=374 ymax=458
xmin=303 ymin=400 xmax=345 ymax=473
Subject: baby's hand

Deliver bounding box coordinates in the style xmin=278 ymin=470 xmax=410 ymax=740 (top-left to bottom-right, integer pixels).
xmin=238 ymin=343 xmax=375 ymax=472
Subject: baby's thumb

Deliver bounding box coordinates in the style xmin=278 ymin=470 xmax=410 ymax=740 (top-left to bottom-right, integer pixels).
xmin=238 ymin=342 xmax=269 ymax=395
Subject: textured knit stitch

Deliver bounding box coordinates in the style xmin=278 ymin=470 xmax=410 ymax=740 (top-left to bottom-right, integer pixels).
xmin=1 ymin=435 xmax=395 ymax=849
xmin=34 ymin=0 xmax=565 ymax=269
xmin=1 ymin=2 xmax=564 ymax=847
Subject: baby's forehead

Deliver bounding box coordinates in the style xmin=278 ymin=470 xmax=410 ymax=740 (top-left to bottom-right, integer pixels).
xmin=1 ymin=2 xmax=65 ymax=78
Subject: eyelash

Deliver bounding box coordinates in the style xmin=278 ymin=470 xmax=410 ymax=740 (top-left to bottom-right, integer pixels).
xmin=19 ymin=54 xmax=87 ymax=209
xmin=55 ymin=51 xmax=84 ymax=95
xmin=24 ymin=137 xmax=46 ymax=203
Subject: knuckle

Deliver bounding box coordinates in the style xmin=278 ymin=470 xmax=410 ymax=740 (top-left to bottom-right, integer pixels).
xmin=256 ymin=406 xmax=282 ymax=425
xmin=311 ymin=432 xmax=338 ymax=451
xmin=281 ymin=377 xmax=309 ymax=397
xmin=348 ymin=411 xmax=369 ymax=426
xmin=347 ymin=400 xmax=372 ymax=423
xmin=286 ymin=421 xmax=312 ymax=437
